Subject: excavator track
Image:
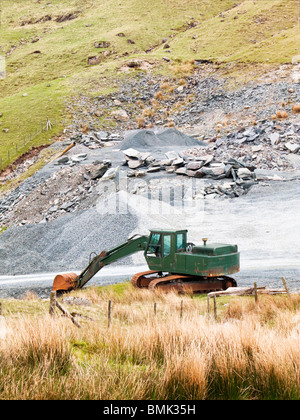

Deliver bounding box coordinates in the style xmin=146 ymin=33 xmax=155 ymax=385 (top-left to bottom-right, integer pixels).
xmin=131 ymin=270 xmax=160 ymax=288
xmin=147 ymin=274 xmax=237 ymax=294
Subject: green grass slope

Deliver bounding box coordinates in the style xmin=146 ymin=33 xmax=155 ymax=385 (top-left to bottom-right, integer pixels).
xmin=0 ymin=0 xmax=299 ymax=170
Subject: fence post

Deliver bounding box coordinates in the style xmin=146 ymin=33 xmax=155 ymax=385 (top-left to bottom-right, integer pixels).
xmin=254 ymin=282 xmax=258 ymax=304
xmin=180 ymin=300 xmax=183 ymax=319
xmin=49 ymin=291 xmax=56 ymax=317
xmin=281 ymin=277 xmax=290 ymax=297
xmin=213 ymin=295 xmax=217 ymax=320
xmin=154 ymin=302 xmax=157 ymax=317
xmin=55 ymin=299 xmax=82 ymax=328
xmin=108 ymin=300 xmax=112 ymax=328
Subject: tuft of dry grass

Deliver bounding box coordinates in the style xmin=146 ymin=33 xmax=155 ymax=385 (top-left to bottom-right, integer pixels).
xmin=160 ymin=81 xmax=176 ymax=94
xmin=141 ymin=108 xmax=154 ymax=118
xmin=21 ymin=291 xmax=39 ymax=301
xmin=169 ymin=61 xmax=195 ymax=77
xmin=292 ymin=104 xmax=300 ymax=114
xmin=154 ymin=91 xmax=164 ymax=101
xmin=136 ymin=116 xmax=145 ymax=128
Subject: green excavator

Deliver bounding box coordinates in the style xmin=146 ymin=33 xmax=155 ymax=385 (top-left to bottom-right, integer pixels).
xmin=53 ymin=229 xmax=240 ymax=294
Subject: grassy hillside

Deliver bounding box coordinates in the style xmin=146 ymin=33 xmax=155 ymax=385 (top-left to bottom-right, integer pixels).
xmin=0 ymin=0 xmax=299 ymax=170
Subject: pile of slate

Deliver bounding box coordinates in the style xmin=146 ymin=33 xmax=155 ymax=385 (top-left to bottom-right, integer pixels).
xmin=69 ymin=131 xmax=123 ymax=149
xmin=0 ymin=161 xmax=114 ymax=226
xmin=191 ymin=119 xmax=300 ymax=171
xmin=121 ymin=147 xmax=257 ymax=197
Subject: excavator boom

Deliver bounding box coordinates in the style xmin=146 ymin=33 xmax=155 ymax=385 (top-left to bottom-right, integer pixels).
xmin=52 ymin=234 xmax=149 ymax=292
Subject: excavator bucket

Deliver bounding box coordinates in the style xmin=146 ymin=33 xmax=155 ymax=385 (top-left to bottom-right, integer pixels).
xmin=52 ymin=272 xmax=78 ymax=292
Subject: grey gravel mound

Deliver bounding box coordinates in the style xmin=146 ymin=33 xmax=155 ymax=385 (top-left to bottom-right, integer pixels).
xmin=156 ymin=127 xmax=206 ymax=147
xmin=120 ymin=128 xmax=203 ymax=150
xmin=0 ymin=208 xmax=138 ymax=275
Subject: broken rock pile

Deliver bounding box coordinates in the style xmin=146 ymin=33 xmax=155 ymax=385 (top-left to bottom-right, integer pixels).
xmin=69 ymin=131 xmax=123 ymax=149
xmin=0 ymin=162 xmax=113 ymax=226
xmin=197 ymin=119 xmax=300 ymax=172
xmin=122 ymin=147 xmax=256 ymax=198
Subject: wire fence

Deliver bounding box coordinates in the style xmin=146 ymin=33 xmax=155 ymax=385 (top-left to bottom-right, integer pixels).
xmin=0 ymin=116 xmax=57 ymax=171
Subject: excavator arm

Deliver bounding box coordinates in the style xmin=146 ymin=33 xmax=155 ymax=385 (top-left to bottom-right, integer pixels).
xmin=52 ymin=234 xmax=149 ymax=292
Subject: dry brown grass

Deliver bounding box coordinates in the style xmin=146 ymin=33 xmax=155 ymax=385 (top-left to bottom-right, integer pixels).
xmin=292 ymin=104 xmax=300 ymax=114
xmin=136 ymin=116 xmax=145 ymax=129
xmin=169 ymin=61 xmax=195 ymax=77
xmin=276 ymin=110 xmax=289 ymax=119
xmin=160 ymin=82 xmax=175 ymax=94
xmin=141 ymin=108 xmax=154 ymax=118
xmin=0 ymin=287 xmax=299 ymax=400
xmin=154 ymin=91 xmax=164 ymax=101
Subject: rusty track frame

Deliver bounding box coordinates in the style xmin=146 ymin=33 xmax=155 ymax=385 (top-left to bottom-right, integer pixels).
xmin=131 ymin=271 xmax=237 ymax=294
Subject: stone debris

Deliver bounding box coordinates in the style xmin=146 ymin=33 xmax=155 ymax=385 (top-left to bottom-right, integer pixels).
xmin=91 ymin=161 xmax=112 ymax=179
xmin=101 ymin=166 xmax=119 ymax=180
xmin=285 ymin=141 xmax=300 ymax=153
xmin=68 ymin=130 xmax=123 ymax=150
xmin=70 ymin=153 xmax=87 ymax=163
xmin=185 ymin=119 xmax=300 ymax=173
xmin=116 ymin=119 xmax=300 ymax=198
xmin=0 ymin=162 xmax=114 ymax=226
xmin=121 ymin=139 xmax=257 ymax=197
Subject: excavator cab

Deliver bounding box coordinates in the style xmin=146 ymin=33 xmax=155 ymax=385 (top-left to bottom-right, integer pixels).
xmin=145 ymin=230 xmax=187 ymax=256
xmin=145 ymin=230 xmax=188 ymax=271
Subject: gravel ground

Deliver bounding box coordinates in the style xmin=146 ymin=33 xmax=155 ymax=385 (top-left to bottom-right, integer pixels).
xmin=0 ymin=208 xmax=138 ymax=276
xmin=119 ymin=127 xmax=204 ymax=150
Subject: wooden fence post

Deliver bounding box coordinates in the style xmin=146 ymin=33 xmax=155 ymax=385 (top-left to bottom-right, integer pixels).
xmin=281 ymin=277 xmax=290 ymax=297
xmin=213 ymin=295 xmax=217 ymax=320
xmin=154 ymin=302 xmax=157 ymax=317
xmin=180 ymin=300 xmax=183 ymax=319
xmin=108 ymin=300 xmax=112 ymax=328
xmin=49 ymin=291 xmax=81 ymax=327
xmin=207 ymin=296 xmax=210 ymax=317
xmin=49 ymin=291 xmax=56 ymax=317
xmin=55 ymin=300 xmax=82 ymax=328
xmin=254 ymin=282 xmax=258 ymax=304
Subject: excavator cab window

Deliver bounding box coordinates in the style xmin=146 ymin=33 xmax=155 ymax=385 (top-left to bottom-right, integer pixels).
xmin=176 ymin=233 xmax=185 ymax=252
xmin=163 ymin=235 xmax=171 ymax=257
xmin=146 ymin=233 xmax=162 ymax=257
